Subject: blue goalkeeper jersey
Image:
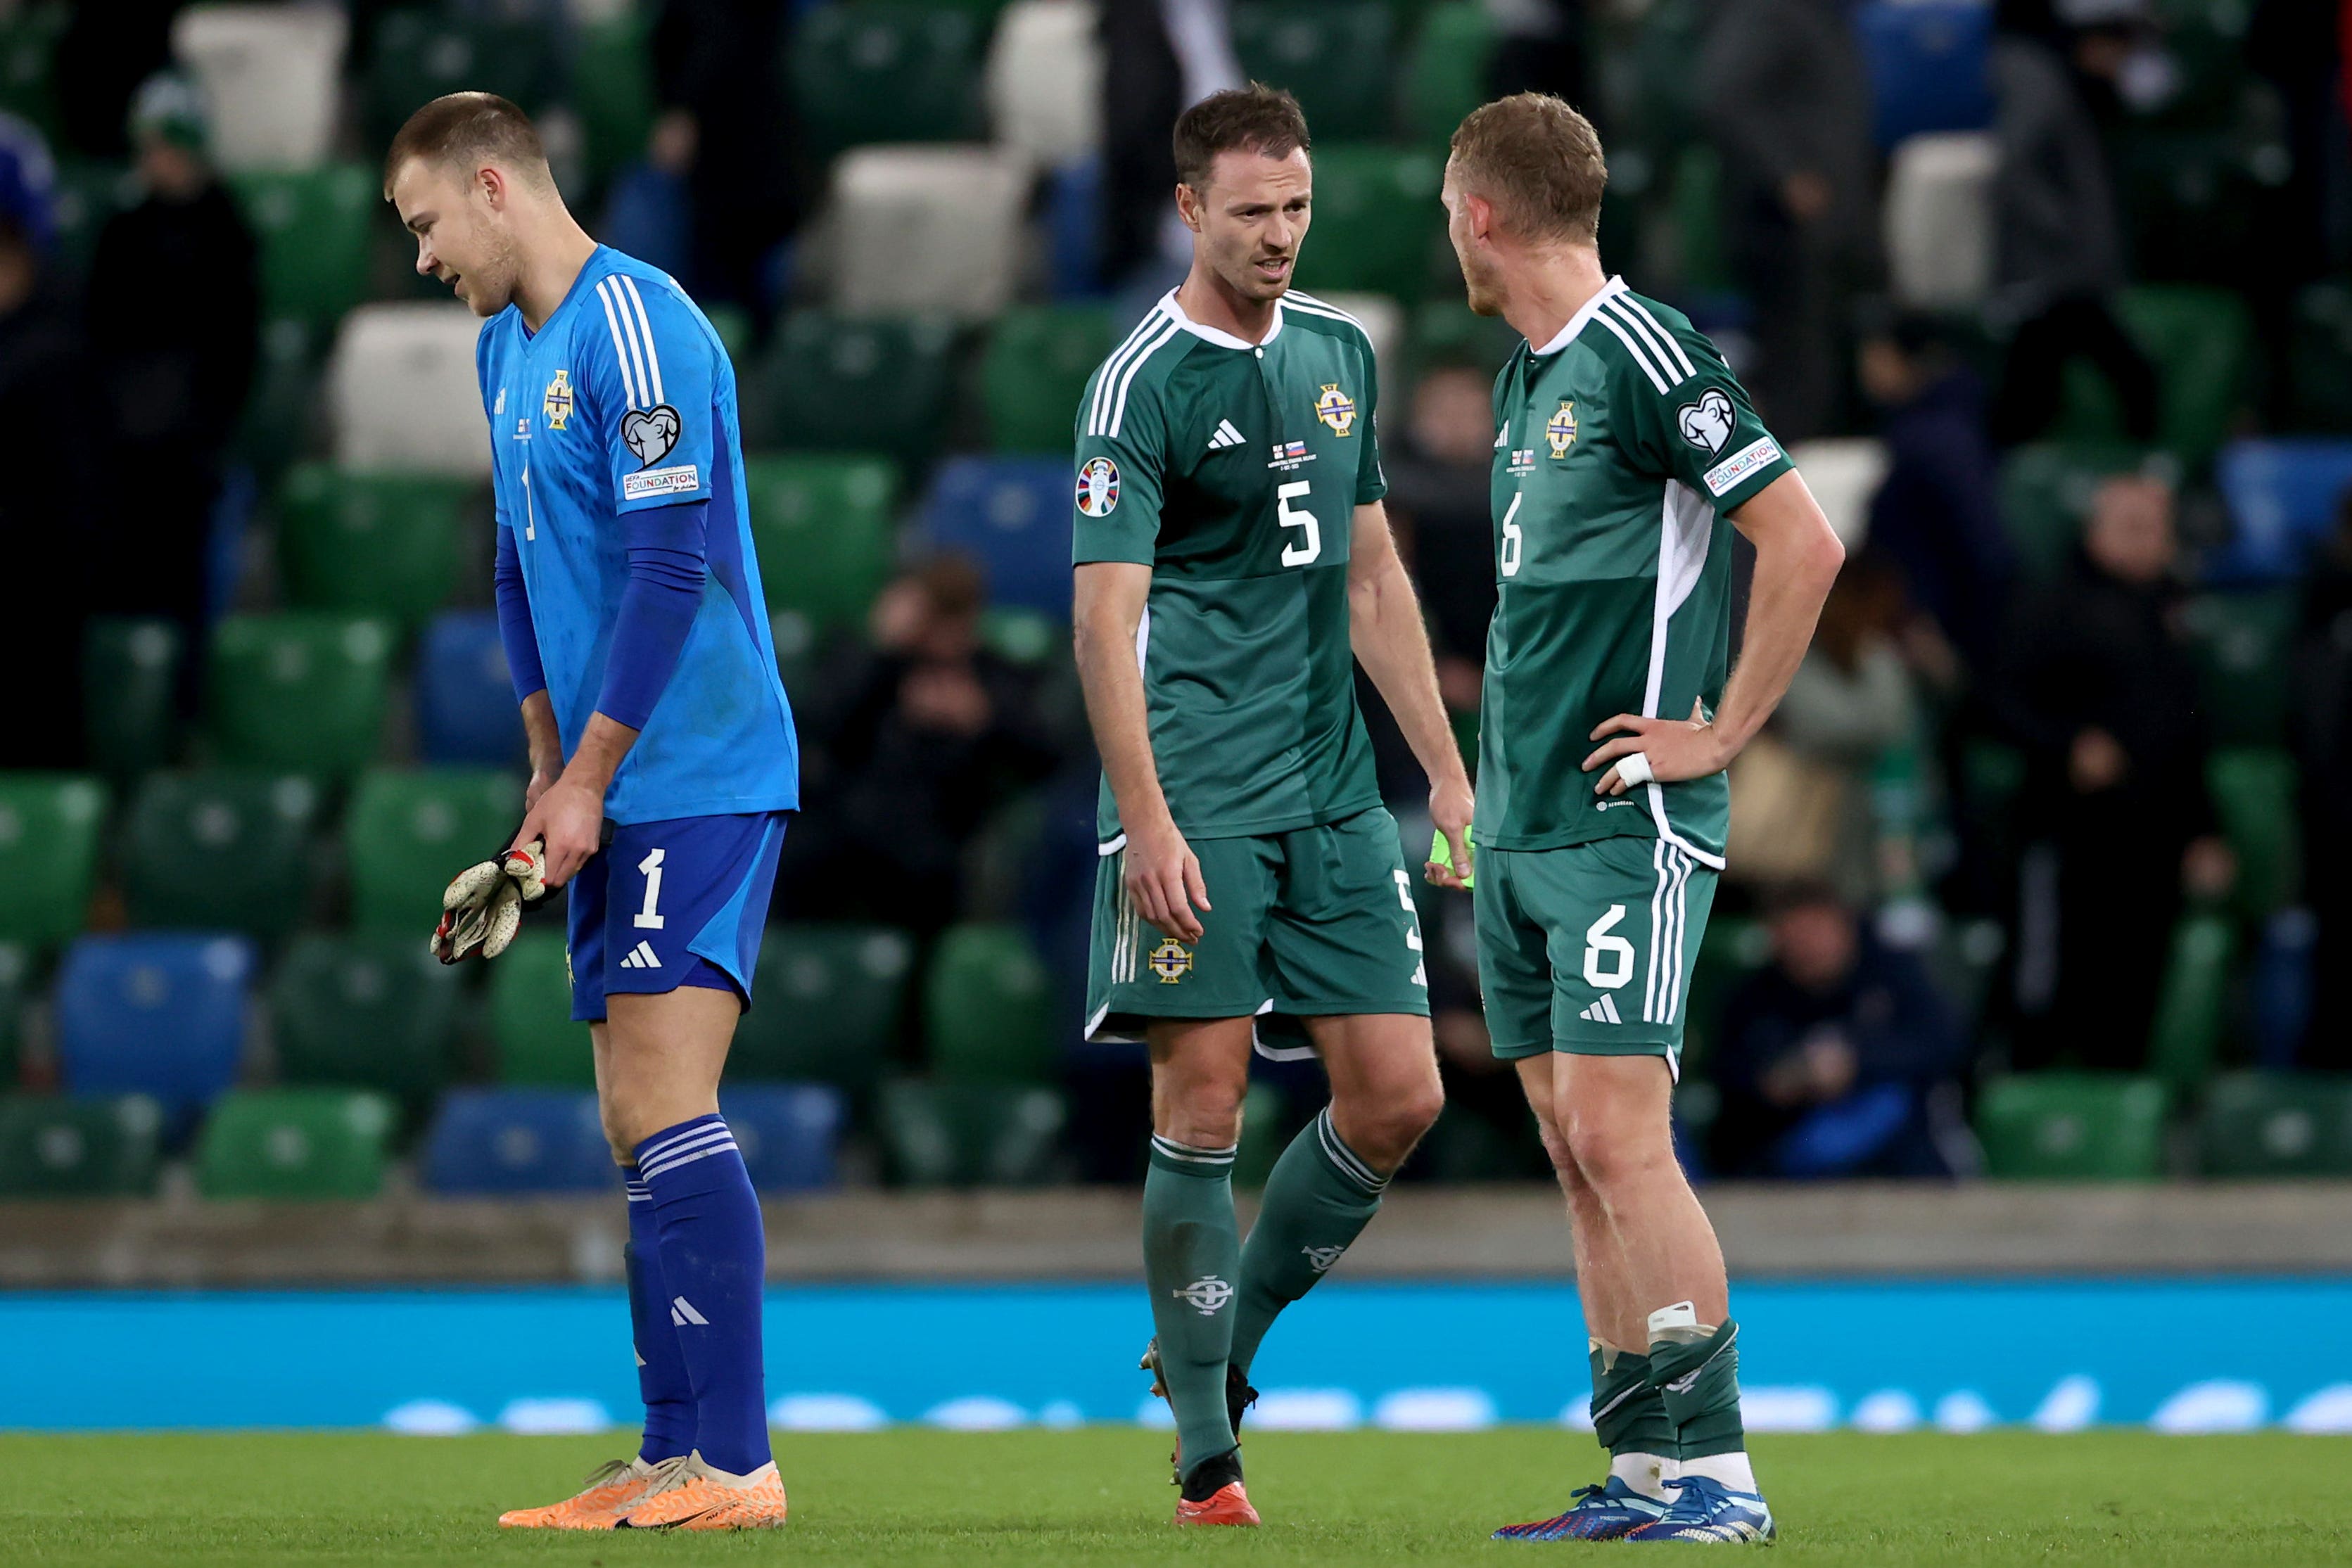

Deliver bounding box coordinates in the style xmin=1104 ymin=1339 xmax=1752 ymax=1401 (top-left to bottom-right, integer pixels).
xmin=477 ymin=245 xmax=798 ymax=824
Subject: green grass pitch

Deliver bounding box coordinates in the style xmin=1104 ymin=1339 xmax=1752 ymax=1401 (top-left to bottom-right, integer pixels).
xmin=7 ymin=1429 xmax=2348 ymax=1565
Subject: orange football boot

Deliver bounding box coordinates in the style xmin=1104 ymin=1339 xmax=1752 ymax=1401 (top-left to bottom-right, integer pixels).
xmin=619 ymin=1451 xmax=789 ymax=1530
xmin=497 ymin=1455 xmax=678 ymax=1529
xmin=1173 ymin=1481 xmax=1261 ymax=1526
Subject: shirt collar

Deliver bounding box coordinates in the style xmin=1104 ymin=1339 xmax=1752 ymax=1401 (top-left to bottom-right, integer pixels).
xmin=1158 ymin=287 xmax=1284 ymax=350
xmin=1531 ymin=274 xmax=1628 ymax=356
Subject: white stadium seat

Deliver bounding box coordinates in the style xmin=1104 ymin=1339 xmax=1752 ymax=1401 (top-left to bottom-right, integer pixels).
xmin=987 ymin=0 xmax=1102 ymax=167
xmin=1788 ymin=438 xmax=1888 ymax=549
xmin=329 ymin=305 xmax=492 ymax=478
xmin=1883 ymin=132 xmax=1997 ymax=312
xmin=827 ymin=147 xmax=1028 ymax=320
xmin=171 ymin=4 xmax=347 ymax=173
xmin=1302 ymin=291 xmax=1403 ymax=381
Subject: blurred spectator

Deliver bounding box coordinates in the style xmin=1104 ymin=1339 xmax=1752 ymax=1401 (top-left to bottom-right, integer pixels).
xmin=651 ymin=0 xmax=803 ymax=308
xmin=1381 ymin=359 xmax=1499 ymax=744
xmin=1100 ymin=0 xmax=1240 ymax=288
xmin=1696 ymin=0 xmax=1881 ymax=441
xmin=1988 ymin=0 xmax=2158 ymax=447
xmin=1992 ymin=473 xmax=2231 ymax=1067
xmin=782 ymin=558 xmax=1066 ymax=936
xmin=2292 ymin=492 xmax=2352 ymax=1071
xmin=1710 ymin=882 xmax=1970 ymax=1178
xmin=1860 ymin=311 xmax=2014 ymax=672
xmin=0 ymin=114 xmax=96 ymax=770
xmin=86 ymin=74 xmax=258 ymax=708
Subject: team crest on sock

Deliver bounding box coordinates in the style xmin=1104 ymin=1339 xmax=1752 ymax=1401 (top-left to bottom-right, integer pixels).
xmin=1172 ymin=1276 xmax=1234 ymax=1315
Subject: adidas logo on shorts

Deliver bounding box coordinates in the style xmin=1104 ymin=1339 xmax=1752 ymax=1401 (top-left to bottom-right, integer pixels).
xmin=1578 ymin=995 xmax=1623 ymax=1025
xmin=618 ymin=940 xmax=661 ymax=970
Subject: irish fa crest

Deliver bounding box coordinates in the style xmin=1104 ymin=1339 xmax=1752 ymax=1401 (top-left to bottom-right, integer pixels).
xmin=1546 ymin=400 xmax=1578 ymax=458
xmin=542 ymin=369 xmax=573 ymax=431
xmin=1076 ymin=456 xmax=1120 ymax=516
xmin=1315 ymin=383 xmax=1356 ymax=437
xmin=1172 ymin=1276 xmax=1234 ymax=1315
xmin=1148 ymin=939 xmax=1193 ymax=983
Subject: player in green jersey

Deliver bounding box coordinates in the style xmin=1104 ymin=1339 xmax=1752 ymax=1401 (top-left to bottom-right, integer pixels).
xmin=1070 ymin=86 xmax=1474 ymax=1526
xmin=1443 ymin=96 xmax=1845 ymax=1545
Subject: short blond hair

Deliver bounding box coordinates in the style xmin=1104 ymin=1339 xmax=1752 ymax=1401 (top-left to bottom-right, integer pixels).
xmin=1448 ymin=93 xmax=1607 ymax=245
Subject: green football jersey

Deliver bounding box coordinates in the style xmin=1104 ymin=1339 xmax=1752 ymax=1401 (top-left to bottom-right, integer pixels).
xmin=1072 ymin=288 xmax=1387 ymax=842
xmin=1474 ymin=276 xmax=1794 ymax=867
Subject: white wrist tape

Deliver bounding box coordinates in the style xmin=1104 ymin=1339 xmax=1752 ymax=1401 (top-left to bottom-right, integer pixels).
xmin=1615 ymin=751 xmax=1655 ymax=788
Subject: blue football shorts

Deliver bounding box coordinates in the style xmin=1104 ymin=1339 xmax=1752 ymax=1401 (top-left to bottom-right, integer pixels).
xmin=564 ymin=810 xmax=788 ymax=1023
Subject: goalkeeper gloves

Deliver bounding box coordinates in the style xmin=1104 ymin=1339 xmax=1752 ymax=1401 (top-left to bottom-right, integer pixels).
xmin=429 ymin=839 xmax=551 ymax=964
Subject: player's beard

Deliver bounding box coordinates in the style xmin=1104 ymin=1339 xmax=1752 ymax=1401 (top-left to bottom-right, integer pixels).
xmin=462 ymin=227 xmax=524 ymax=318
xmin=1458 ymin=247 xmax=1506 ymax=317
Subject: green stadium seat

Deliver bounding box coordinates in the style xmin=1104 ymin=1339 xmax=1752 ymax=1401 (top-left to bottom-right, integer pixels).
xmin=2184 ymin=589 xmax=2296 ymax=748
xmin=344 ymin=768 xmax=521 ymax=938
xmin=876 ymin=1078 xmax=1066 ymax=1186
xmin=0 ymin=1095 xmax=164 ymax=1197
xmin=270 ymin=934 xmax=459 ymax=1111
xmin=0 ymin=773 xmax=107 ymax=950
xmin=208 ymin=613 xmax=394 ymax=778
xmin=1669 ymin=145 xmax=1732 ymax=293
xmin=82 ymin=618 xmax=182 ymax=782
xmin=978 ymin=607 xmax=1057 ymax=667
xmin=1409 ymin=298 xmax=1520 ymax=376
xmin=275 ymin=464 xmax=471 ymax=629
xmin=2197 ymin=1072 xmax=2352 ymax=1179
xmin=2147 ymin=912 xmax=2235 ymax=1099
xmin=0 ymin=2 xmax=65 ymax=139
xmin=1295 ymin=144 xmax=1446 ymax=300
xmin=1996 ymin=444 xmax=2151 ymax=582
xmin=364 ymin=9 xmax=561 ymax=146
xmin=2054 ymin=286 xmax=2252 ymax=461
xmin=491 ymin=931 xmax=590 ymax=1087
xmin=1404 ymin=3 xmax=1495 ymax=151
xmin=1976 ymin=1073 xmax=2168 ymax=1180
xmin=2206 ymin=748 xmax=2299 ymax=917
xmin=195 ymin=1088 xmax=395 ymax=1200
xmin=704 ymin=304 xmax=754 ymax=372
xmin=121 ymin=770 xmax=322 ymax=943
xmin=2287 ymin=283 xmax=2352 ymax=435
xmin=981 ymin=305 xmax=1114 ymax=453
xmin=744 ymin=454 xmax=901 ymax=638
xmin=1233 ymin=2 xmax=1396 ymax=141
xmin=732 ymin=923 xmax=915 ymax=1095
xmin=747 ymin=313 xmax=953 ymax=467
xmin=2113 ymin=127 xmax=2261 ymax=287
xmin=2149 ymin=0 xmax=2254 ymax=129
xmin=573 ymin=8 xmax=656 ymax=187
xmin=1233 ymin=1081 xmax=1290 ymax=1188
xmin=228 ymin=166 xmax=374 ymax=328
xmin=924 ymin=922 xmax=1055 ymax=1083
xmin=234 ymin=317 xmax=326 ymax=480
xmin=0 ymin=941 xmax=23 ymax=1083
xmin=790 ymin=4 xmax=984 ymax=154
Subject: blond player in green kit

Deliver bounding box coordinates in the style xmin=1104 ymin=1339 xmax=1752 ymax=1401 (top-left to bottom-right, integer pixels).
xmin=1442 ymin=95 xmax=1845 ymax=1545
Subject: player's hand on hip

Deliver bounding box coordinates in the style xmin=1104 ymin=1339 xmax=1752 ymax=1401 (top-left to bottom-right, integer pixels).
xmin=1124 ymin=817 xmax=1209 ymax=943
xmin=512 ymin=776 xmax=604 ymax=888
xmin=1584 ymin=699 xmax=1728 ymax=797
xmin=1425 ymin=775 xmax=1475 ymax=890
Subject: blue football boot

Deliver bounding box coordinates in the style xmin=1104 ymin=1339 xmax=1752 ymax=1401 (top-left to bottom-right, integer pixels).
xmin=1492 ymin=1477 xmax=1670 ymax=1541
xmin=1624 ymin=1474 xmax=1776 ymax=1543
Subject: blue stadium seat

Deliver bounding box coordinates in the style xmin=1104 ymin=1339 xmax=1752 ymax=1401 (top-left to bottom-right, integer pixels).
xmin=1856 ymin=1 xmax=1992 ymax=148
xmin=915 ymin=456 xmax=1072 ymax=615
xmin=720 ymin=1083 xmax=846 ymax=1193
xmin=420 ymin=1088 xmax=616 ymax=1194
xmin=53 ymin=934 xmax=255 ymax=1116
xmin=2210 ymin=440 xmax=2352 ymax=585
xmin=415 ymin=611 xmax=521 ymax=767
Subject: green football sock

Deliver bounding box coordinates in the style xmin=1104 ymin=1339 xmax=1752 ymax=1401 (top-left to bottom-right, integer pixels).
xmin=1647 ymin=1315 xmax=1747 ymax=1461
xmin=1143 ymin=1134 xmax=1242 ymax=1477
xmin=1590 ymin=1341 xmax=1677 ymax=1493
xmin=1231 ymin=1107 xmax=1387 ymax=1376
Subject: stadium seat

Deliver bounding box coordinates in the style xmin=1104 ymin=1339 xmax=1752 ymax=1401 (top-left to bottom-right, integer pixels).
xmin=0 ymin=3 xmax=65 ymax=139
xmin=2287 ymin=283 xmax=2352 ymax=434
xmin=172 ymin=4 xmax=347 ymax=171
xmin=1855 ymin=1 xmax=1992 ymax=147
xmin=829 ymin=147 xmax=1026 ymax=320
xmin=415 ymin=611 xmax=521 ymax=767
xmin=1295 ymin=144 xmax=1446 ymax=300
xmin=2183 ymin=589 xmax=2295 ymax=748
xmin=196 ymin=1088 xmax=395 ymax=1201
xmin=2197 ymin=1072 xmax=2352 ymax=1179
xmin=574 ymin=7 xmax=655 ymax=187
xmin=732 ymin=923 xmax=915 ymax=1095
xmin=270 ymin=933 xmax=459 ymax=1111
xmin=1976 ymin=1073 xmax=2168 ymax=1180
xmin=228 ymin=165 xmax=373 ymax=329
xmin=1788 ymin=439 xmax=1888 ymax=548
xmin=1233 ymin=1081 xmax=1290 ymax=1188
xmin=345 ymin=768 xmax=523 ymax=938
xmin=2206 ymin=748 xmax=2299 ymax=918
xmin=1404 ymin=1 xmax=1496 ymax=151
xmin=328 ymin=304 xmax=492 ymax=477
xmin=0 ymin=941 xmax=23 ymax=1082
xmin=2054 ymin=286 xmax=2251 ymax=461
xmin=1883 ymin=133 xmax=1995 ymax=310
xmin=2112 ymin=127 xmax=2261 ymax=288
xmin=915 ymin=457 xmax=1074 ymax=616
xmin=1315 ymin=290 xmax=1405 ymax=378
xmin=491 ymin=931 xmax=591 ymax=1088
xmin=275 ymin=464 xmax=469 ymax=628
xmin=2209 ymin=440 xmax=2352 ymax=585
xmin=981 ymin=305 xmax=1115 ymax=453
xmin=53 ymin=933 xmax=255 ymax=1116
xmin=1233 ymin=2 xmax=1396 ymax=141
xmin=208 ymin=613 xmax=394 ymax=778
xmin=876 ymin=1078 xmax=1067 ymax=1186
xmin=1995 ymin=444 xmax=2150 ymax=582
xmin=2148 ymin=912 xmax=2236 ymax=1099
xmin=362 ymin=8 xmax=560 ymax=148
xmin=0 ymin=772 xmax=108 ymax=950
xmin=924 ymin=922 xmax=1055 ymax=1083
xmin=234 ymin=317 xmax=326 ymax=480
xmin=789 ymin=4 xmax=985 ymax=154
xmin=0 ymin=1095 xmax=165 ymax=1198
xmin=1043 ymin=154 xmax=1105 ymax=300
xmin=1667 ymin=144 xmax=1732 ymax=293
xmin=746 ymin=312 xmax=954 ymax=468
xmin=421 ymin=1088 xmax=615 ymax=1194
xmin=82 ymin=618 xmax=183 ymax=782
xmin=704 ymin=303 xmax=754 ymax=371
xmin=986 ymin=0 xmax=1100 ymax=165
xmin=121 ymin=770 xmax=322 ymax=943
xmin=744 ymin=454 xmax=902 ymax=637
xmin=719 ymin=1083 xmax=847 ymax=1192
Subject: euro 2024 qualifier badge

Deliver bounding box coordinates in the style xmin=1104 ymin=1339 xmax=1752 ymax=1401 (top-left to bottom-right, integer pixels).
xmin=1315 ymin=383 xmax=1356 ymax=437
xmin=1076 ymin=455 xmax=1120 ymax=516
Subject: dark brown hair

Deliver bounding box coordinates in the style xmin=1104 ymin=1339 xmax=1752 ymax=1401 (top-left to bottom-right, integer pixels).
xmin=382 ymin=91 xmax=550 ymax=198
xmin=1172 ymin=83 xmax=1310 ymax=191
xmin=1447 ymin=93 xmax=1607 ymax=245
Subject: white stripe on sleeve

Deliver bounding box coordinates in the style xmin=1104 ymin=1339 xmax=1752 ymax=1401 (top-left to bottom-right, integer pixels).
xmin=618 ymin=274 xmax=666 ymax=405
xmin=596 ymin=279 xmax=641 ymax=409
xmin=1593 ymin=310 xmax=1669 ymax=394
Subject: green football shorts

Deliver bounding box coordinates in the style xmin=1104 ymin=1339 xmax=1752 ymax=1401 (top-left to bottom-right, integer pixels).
xmin=1085 ymin=806 xmax=1430 ymax=1053
xmin=1474 ymin=834 xmax=1719 ymax=1076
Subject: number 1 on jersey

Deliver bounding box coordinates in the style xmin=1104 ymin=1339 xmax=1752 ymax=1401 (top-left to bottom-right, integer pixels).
xmin=1276 ymin=480 xmax=1321 ymax=567
xmin=633 ymin=848 xmax=666 ymax=929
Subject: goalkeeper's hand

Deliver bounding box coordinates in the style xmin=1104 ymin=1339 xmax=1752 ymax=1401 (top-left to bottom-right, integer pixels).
xmin=429 ymin=839 xmax=551 ymax=964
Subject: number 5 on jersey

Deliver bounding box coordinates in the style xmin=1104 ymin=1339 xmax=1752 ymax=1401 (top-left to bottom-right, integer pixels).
xmin=1276 ymin=480 xmax=1321 ymax=567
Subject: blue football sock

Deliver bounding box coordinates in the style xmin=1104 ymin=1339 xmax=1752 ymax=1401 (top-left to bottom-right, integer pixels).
xmin=623 ymin=1173 xmax=695 ymax=1463
xmin=635 ymin=1115 xmax=770 ymax=1475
